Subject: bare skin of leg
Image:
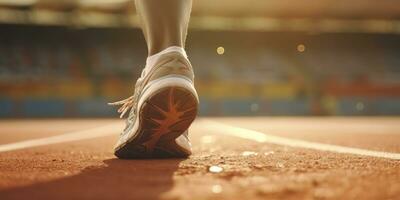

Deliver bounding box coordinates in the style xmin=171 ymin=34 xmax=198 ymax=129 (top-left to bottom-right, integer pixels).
xmin=135 ymin=0 xmax=192 ymax=56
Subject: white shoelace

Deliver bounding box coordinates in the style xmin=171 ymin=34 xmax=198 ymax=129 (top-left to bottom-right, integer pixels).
xmin=108 ymin=71 xmax=145 ymax=118
xmin=108 ymin=95 xmax=135 ymax=118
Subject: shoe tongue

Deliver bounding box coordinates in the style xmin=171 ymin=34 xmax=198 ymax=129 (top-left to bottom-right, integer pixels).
xmin=143 ymin=46 xmax=187 ymax=76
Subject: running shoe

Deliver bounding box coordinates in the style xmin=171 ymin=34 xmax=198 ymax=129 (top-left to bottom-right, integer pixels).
xmin=109 ymin=46 xmax=198 ymax=159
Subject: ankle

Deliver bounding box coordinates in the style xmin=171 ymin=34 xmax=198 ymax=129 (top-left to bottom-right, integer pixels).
xmin=148 ymin=42 xmax=184 ymax=56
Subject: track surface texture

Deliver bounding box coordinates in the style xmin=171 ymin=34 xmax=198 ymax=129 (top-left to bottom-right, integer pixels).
xmin=0 ymin=117 xmax=399 ymax=200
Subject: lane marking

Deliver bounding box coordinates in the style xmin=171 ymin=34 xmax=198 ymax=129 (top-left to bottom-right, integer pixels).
xmin=0 ymin=123 xmax=123 ymax=153
xmin=202 ymin=120 xmax=400 ymax=160
xmin=1 ymin=120 xmax=399 ymax=161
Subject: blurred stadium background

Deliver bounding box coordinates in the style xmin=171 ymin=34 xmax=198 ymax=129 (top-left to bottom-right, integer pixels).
xmin=0 ymin=0 xmax=400 ymax=117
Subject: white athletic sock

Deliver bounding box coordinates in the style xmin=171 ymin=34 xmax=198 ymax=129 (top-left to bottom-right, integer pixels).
xmin=144 ymin=46 xmax=187 ymax=76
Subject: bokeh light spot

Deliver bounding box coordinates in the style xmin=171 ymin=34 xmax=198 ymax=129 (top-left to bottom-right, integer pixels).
xmin=356 ymin=102 xmax=364 ymax=111
xmin=211 ymin=184 xmax=222 ymax=194
xmin=297 ymin=44 xmax=306 ymax=52
xmin=217 ymin=46 xmax=225 ymax=55
xmin=250 ymin=103 xmax=259 ymax=112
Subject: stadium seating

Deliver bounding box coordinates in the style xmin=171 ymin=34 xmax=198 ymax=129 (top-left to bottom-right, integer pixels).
xmin=0 ymin=25 xmax=399 ymax=117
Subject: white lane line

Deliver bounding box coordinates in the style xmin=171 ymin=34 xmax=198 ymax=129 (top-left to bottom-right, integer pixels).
xmin=202 ymin=120 xmax=400 ymax=160
xmin=0 ymin=123 xmax=123 ymax=153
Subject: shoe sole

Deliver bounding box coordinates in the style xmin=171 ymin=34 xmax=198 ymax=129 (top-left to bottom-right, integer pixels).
xmin=115 ymin=84 xmax=198 ymax=159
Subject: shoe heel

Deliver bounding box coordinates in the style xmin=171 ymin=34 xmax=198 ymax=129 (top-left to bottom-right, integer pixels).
xmin=139 ymin=86 xmax=198 ymax=155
